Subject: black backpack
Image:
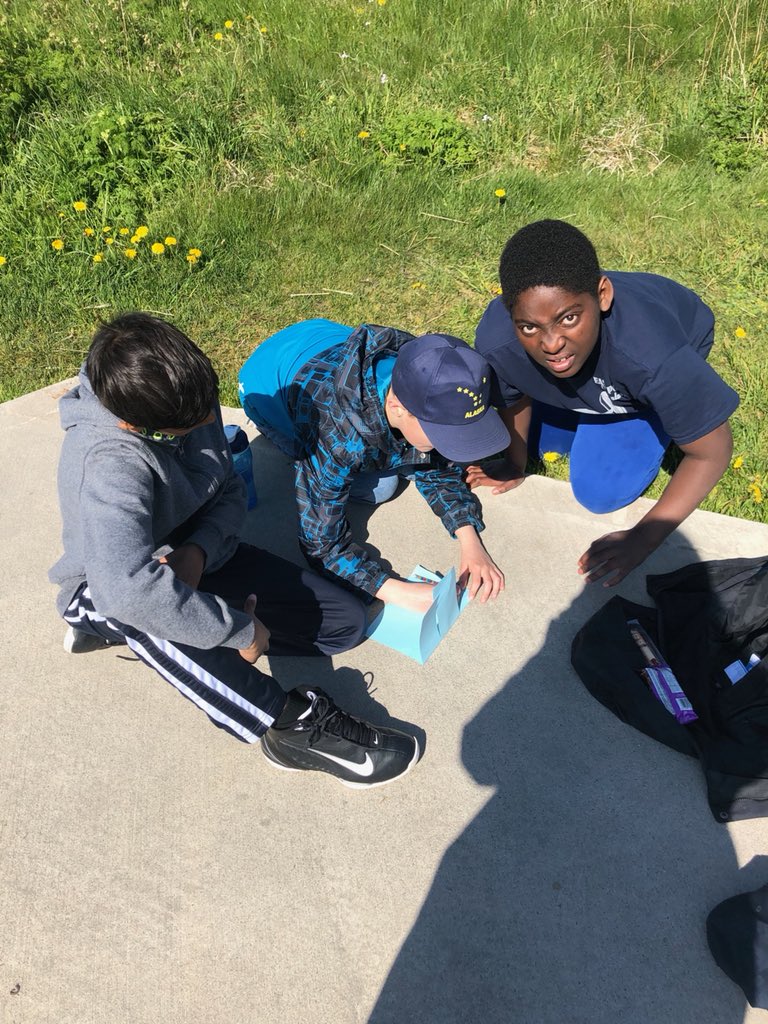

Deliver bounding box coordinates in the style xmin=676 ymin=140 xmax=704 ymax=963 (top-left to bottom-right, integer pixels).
xmin=571 ymin=556 xmax=768 ymax=823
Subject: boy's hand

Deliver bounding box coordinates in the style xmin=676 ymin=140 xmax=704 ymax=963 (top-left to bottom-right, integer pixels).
xmin=578 ymin=529 xmax=652 ymax=587
xmin=376 ymin=578 xmax=436 ymax=614
xmin=238 ymin=593 xmax=271 ymax=664
xmin=465 ymin=459 xmax=525 ymax=495
xmin=456 ymin=528 xmax=504 ymax=602
xmin=159 ymin=543 xmax=206 ymax=589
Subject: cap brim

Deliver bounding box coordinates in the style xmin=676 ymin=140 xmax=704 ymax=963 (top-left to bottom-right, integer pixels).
xmin=418 ymin=408 xmax=511 ymax=464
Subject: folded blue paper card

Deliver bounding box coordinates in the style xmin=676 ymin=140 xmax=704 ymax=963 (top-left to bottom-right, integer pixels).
xmin=365 ymin=565 xmax=470 ymax=664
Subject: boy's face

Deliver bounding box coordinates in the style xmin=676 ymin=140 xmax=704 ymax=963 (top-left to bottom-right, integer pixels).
xmin=384 ymin=390 xmax=434 ymax=452
xmin=397 ymin=411 xmax=434 ymax=452
xmin=511 ymin=276 xmax=614 ymax=378
xmin=119 ymin=411 xmax=215 ymax=437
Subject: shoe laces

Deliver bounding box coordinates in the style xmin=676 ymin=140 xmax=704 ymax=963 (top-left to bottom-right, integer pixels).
xmin=303 ymin=691 xmax=378 ymax=748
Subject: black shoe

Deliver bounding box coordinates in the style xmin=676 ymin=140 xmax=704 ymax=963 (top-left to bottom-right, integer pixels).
xmin=63 ymin=626 xmax=116 ymax=654
xmin=261 ymin=688 xmax=420 ymax=789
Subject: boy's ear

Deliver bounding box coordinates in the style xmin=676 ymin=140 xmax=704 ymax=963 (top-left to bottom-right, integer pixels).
xmin=597 ymin=275 xmax=614 ymax=313
xmin=385 ymin=388 xmax=405 ymax=418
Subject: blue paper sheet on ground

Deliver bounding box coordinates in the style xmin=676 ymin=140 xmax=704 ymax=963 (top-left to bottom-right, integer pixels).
xmin=365 ymin=565 xmax=470 ymax=663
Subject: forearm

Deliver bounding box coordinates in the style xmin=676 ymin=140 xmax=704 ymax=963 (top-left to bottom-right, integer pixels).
xmin=456 ymin=524 xmax=483 ymax=550
xmin=413 ymin=465 xmax=484 ymax=534
xmin=499 ymin=398 xmax=531 ymax=471
xmin=184 ymin=474 xmax=247 ymax=569
xmin=630 ymin=434 xmax=732 ymax=551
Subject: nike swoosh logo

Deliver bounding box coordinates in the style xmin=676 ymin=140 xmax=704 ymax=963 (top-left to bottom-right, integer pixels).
xmin=314 ymin=750 xmax=376 ymax=776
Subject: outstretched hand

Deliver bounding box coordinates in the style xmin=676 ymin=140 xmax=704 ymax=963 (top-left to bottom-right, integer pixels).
xmin=578 ymin=529 xmax=652 ymax=587
xmin=458 ymin=547 xmax=505 ymax=602
xmin=465 ymin=459 xmax=525 ymax=495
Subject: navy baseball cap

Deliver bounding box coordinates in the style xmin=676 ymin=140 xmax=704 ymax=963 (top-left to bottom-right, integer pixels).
xmin=391 ymin=334 xmax=510 ymax=462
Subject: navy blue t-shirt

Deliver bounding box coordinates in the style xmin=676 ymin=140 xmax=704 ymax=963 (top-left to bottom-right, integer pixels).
xmin=475 ymin=271 xmax=739 ymax=445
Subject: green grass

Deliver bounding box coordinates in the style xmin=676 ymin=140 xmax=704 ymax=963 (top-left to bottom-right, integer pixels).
xmin=1 ymin=0 xmax=767 ymax=520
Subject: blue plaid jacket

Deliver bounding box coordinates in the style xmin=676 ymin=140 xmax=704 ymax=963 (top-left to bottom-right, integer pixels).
xmin=251 ymin=324 xmax=484 ymax=597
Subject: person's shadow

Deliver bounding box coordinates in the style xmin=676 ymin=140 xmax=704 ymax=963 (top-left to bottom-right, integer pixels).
xmin=239 ymin=433 xmax=393 ymax=576
xmin=369 ymin=542 xmax=753 ymax=1024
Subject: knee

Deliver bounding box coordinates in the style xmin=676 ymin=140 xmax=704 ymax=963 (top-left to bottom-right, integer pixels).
xmin=571 ymin=473 xmax=651 ymax=514
xmin=317 ymin=593 xmax=367 ymax=655
xmin=349 ymin=472 xmax=400 ymax=506
xmin=371 ymin=474 xmax=400 ymax=504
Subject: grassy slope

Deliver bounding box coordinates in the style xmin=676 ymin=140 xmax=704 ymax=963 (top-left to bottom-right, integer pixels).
xmin=0 ymin=0 xmax=766 ymax=517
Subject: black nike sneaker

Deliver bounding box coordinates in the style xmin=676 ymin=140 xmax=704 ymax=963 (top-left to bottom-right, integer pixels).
xmin=261 ymin=688 xmax=420 ymax=789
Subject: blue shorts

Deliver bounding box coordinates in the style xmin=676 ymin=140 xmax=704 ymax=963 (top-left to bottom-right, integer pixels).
xmin=529 ymin=402 xmax=670 ymax=514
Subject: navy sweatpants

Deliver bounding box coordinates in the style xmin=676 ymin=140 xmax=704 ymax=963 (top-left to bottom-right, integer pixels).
xmin=62 ymin=544 xmax=366 ymax=743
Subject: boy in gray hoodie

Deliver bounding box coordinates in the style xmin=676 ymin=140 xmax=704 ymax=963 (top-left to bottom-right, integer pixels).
xmin=49 ymin=313 xmax=419 ymax=788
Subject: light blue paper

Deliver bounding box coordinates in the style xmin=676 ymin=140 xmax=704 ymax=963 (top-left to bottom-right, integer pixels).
xmin=365 ymin=565 xmax=470 ymax=663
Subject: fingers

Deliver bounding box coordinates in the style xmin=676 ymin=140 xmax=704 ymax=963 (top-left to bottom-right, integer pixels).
xmin=460 ymin=564 xmax=505 ymax=602
xmin=244 ymin=592 xmax=258 ymax=616
xmin=466 ymin=472 xmax=492 ymax=491
xmin=491 ymin=477 xmax=524 ymax=495
xmin=584 ymin=560 xmax=621 ymax=586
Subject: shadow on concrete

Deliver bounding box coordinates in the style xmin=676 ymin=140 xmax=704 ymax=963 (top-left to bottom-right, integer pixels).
xmin=369 ymin=541 xmax=752 ymax=1024
xmin=240 ymin=433 xmax=394 ymax=577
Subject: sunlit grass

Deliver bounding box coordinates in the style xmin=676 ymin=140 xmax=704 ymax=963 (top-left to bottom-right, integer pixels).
xmin=0 ymin=0 xmax=766 ymax=520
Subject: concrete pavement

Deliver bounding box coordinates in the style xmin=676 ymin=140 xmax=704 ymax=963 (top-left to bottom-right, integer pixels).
xmin=2 ymin=379 xmax=768 ymax=1024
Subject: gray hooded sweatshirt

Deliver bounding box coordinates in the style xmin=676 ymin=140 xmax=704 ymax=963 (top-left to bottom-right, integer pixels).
xmin=49 ymin=369 xmax=254 ymax=650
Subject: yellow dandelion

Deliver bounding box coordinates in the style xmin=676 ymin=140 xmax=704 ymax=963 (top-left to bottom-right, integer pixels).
xmin=735 ymin=326 xmax=747 ymax=338
xmin=494 ymin=188 xmax=506 ymax=198
xmin=399 ymin=143 xmax=407 ymax=151
xmin=411 ymin=281 xmax=426 ymax=289
xmin=135 ymin=225 xmax=149 ymax=239
xmin=103 ymin=225 xmax=112 ymax=233
xmin=491 ymin=285 xmax=502 ymax=295
xmin=733 ymin=455 xmax=745 ymax=470
xmin=119 ymin=227 xmax=130 ymax=235
xmin=58 ymin=211 xmax=65 ymax=218
xmin=213 ymin=31 xmax=224 ymax=40
xmin=0 ymin=255 xmax=7 ymax=266
xmin=105 ymin=237 xmax=114 ymax=245
xmin=124 ymin=248 xmax=137 ymax=259
xmin=188 ymin=247 xmax=202 ymax=258
xmin=151 ymin=242 xmax=165 ymax=255
xmin=377 ymin=0 xmax=386 ymax=6
xmin=224 ymin=19 xmax=234 ymax=28
xmin=92 ymin=253 xmax=103 ymax=263
xmin=51 ymin=238 xmax=64 ymax=251
xmin=164 ymin=236 xmax=177 ymax=246
xmin=542 ymin=451 xmax=560 ymax=463
xmin=259 ymin=25 xmax=268 ymax=34
xmin=186 ymin=253 xmax=199 ymax=264
xmin=748 ymin=482 xmax=763 ymax=503
xmin=83 ymin=226 xmax=95 ymax=237
xmin=130 ymin=234 xmax=141 ymax=244
xmin=357 ymin=130 xmax=371 ymax=139
xmin=72 ymin=200 xmax=87 ymax=212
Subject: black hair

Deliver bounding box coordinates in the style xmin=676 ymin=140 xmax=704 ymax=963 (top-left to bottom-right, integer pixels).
xmin=499 ymin=219 xmax=601 ymax=312
xmin=86 ymin=312 xmax=218 ymax=428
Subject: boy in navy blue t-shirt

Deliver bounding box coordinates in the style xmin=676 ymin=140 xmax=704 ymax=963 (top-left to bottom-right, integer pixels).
xmin=469 ymin=219 xmax=739 ymax=586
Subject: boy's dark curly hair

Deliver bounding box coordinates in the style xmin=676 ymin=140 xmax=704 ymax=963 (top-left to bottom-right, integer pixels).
xmin=86 ymin=312 xmax=218 ymax=429
xmin=499 ymin=219 xmax=601 ymax=312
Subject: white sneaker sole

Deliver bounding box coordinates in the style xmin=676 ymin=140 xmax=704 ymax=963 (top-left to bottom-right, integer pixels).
xmin=261 ymin=736 xmax=421 ymax=789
